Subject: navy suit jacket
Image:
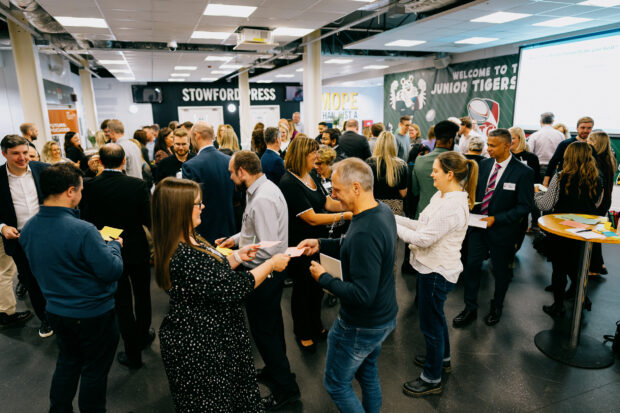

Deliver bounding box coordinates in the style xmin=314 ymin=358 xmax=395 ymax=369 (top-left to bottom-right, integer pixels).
xmin=182 ymin=146 xmax=235 ymax=243
xmin=261 ymin=149 xmax=286 ymax=185
xmin=472 ymin=156 xmax=534 ymax=246
xmin=0 ymin=161 xmax=49 ymax=255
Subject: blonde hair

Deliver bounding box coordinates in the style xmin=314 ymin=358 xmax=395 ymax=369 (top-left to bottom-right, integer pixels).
xmin=284 ymin=135 xmax=318 ymax=175
xmin=409 ymin=123 xmax=421 ymax=139
xmin=553 ymin=123 xmax=570 ymax=139
xmin=588 ymin=130 xmax=617 ymax=174
xmin=152 ymin=178 xmax=222 ymax=290
xmin=219 ymin=126 xmax=240 ymax=151
xmin=372 ymin=131 xmax=405 ymax=187
xmin=362 ymin=126 xmax=371 ymax=139
xmin=279 ymin=124 xmax=290 ymax=142
xmin=317 ymin=144 xmax=337 ymax=165
xmin=95 ymin=130 xmax=108 ymax=148
xmin=41 ymin=141 xmax=61 ymax=163
xmin=436 ymin=152 xmax=479 ymax=210
xmin=509 ymin=126 xmax=527 ymax=153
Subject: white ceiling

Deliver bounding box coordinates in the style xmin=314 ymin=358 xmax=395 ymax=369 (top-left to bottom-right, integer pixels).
xmin=32 ymin=0 xmax=620 ymax=84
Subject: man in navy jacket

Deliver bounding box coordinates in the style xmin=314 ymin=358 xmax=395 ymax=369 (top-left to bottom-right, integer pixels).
xmin=453 ymin=128 xmax=534 ymax=328
xmin=182 ymin=121 xmax=236 ymax=243
xmin=261 ymin=126 xmax=286 ymax=185
xmin=19 ymin=162 xmax=124 ymax=412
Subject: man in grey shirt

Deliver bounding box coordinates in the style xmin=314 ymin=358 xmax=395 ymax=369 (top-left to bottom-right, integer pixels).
xmin=395 ymin=115 xmax=411 ymax=161
xmin=215 ymin=151 xmax=300 ymax=411
xmin=106 ymin=119 xmax=144 ymax=179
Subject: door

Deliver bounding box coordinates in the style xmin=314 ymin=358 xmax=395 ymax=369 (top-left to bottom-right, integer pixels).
xmin=250 ymin=105 xmax=280 ymax=129
xmin=178 ymin=106 xmax=224 ymax=127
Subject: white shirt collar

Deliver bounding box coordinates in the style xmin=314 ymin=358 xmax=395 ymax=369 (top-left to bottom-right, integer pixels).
xmin=6 ymin=164 xmax=32 ymax=178
xmin=494 ymin=154 xmax=512 ymax=170
xmin=198 ymin=144 xmax=214 ymax=154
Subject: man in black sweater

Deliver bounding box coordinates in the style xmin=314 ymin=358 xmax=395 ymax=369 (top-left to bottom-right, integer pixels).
xmin=153 ymin=130 xmax=194 ymax=184
xmin=299 ymin=158 xmax=397 ymax=412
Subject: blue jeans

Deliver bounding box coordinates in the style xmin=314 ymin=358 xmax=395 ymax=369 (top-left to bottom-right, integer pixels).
xmin=418 ymin=272 xmax=455 ymax=383
xmin=324 ymin=317 xmax=396 ymax=413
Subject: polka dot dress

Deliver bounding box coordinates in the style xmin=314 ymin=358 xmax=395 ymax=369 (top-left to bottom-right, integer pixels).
xmin=159 ymin=242 xmax=263 ymax=412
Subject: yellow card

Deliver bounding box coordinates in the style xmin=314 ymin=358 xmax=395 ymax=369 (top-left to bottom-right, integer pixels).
xmin=216 ymin=246 xmax=233 ymax=256
xmin=100 ymin=226 xmax=123 ymax=241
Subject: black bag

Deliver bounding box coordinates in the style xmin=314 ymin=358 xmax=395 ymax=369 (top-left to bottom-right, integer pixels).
xmin=532 ymin=231 xmax=549 ymax=257
xmin=603 ymin=320 xmax=620 ymax=357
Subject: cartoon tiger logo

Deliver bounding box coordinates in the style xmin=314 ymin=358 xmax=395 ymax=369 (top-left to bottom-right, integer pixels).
xmin=389 ymin=75 xmax=427 ymax=114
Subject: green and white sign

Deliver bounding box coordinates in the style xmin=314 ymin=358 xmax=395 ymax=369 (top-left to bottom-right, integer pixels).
xmin=384 ymin=54 xmax=519 ymax=137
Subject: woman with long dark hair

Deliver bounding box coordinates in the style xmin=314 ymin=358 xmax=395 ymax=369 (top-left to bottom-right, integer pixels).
xmin=278 ymin=136 xmax=352 ymax=352
xmin=153 ymin=127 xmax=174 ymax=164
xmin=535 ymin=142 xmax=603 ymax=317
xmin=396 ymin=151 xmax=478 ymax=397
xmin=63 ymin=131 xmax=89 ymax=172
xmin=152 ymin=177 xmax=290 ymax=412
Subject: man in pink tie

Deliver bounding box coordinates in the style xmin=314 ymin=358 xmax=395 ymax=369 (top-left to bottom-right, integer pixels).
xmin=453 ymin=129 xmax=534 ymax=327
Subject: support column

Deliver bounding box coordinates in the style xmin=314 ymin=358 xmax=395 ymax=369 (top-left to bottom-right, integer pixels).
xmin=7 ymin=14 xmax=50 ymax=151
xmin=238 ymin=70 xmax=252 ymax=150
xmin=302 ymin=30 xmax=322 ymax=139
xmin=79 ymin=59 xmax=99 ymax=140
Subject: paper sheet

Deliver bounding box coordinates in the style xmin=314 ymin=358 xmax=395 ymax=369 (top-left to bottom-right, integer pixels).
xmin=100 ymin=226 xmax=123 ymax=241
xmin=469 ymin=214 xmax=488 ymax=228
xmin=564 ymin=228 xmax=605 ymax=239
xmin=257 ymin=240 xmax=281 ymax=249
xmin=285 ymin=247 xmax=306 ymax=257
xmin=571 ymin=216 xmax=600 ymax=225
xmin=320 ymin=253 xmax=342 ymax=281
xmin=558 ymin=220 xmax=590 ymax=229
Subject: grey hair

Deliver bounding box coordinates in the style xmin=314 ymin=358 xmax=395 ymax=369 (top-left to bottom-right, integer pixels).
xmin=468 ymin=135 xmax=485 ymax=152
xmin=107 ymin=119 xmax=124 ymax=134
xmin=192 ymin=121 xmax=214 ymax=141
xmin=332 ymin=158 xmax=374 ymax=192
xmin=540 ymin=112 xmax=554 ymax=125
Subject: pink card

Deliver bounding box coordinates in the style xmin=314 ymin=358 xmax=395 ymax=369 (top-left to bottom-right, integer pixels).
xmin=559 ymin=220 xmax=590 ymax=229
xmin=285 ymin=247 xmax=306 ymax=257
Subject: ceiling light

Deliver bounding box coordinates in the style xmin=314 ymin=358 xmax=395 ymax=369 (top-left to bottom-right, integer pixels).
xmin=353 ymin=0 xmax=375 ymax=2
xmin=108 ymin=69 xmax=132 ymax=74
xmin=363 ymin=65 xmax=389 ymax=69
xmin=455 ymin=37 xmax=498 ymax=44
xmin=324 ymin=58 xmax=354 ymax=64
xmin=533 ymin=17 xmax=593 ymax=27
xmin=203 ymin=4 xmax=257 ymax=17
xmin=205 ymin=55 xmax=233 ymax=62
xmin=169 ymin=78 xmax=186 ymax=82
xmin=170 ymin=73 xmax=190 ymax=77
xmin=384 ymin=39 xmax=426 ymax=47
xmin=55 ymin=16 xmax=108 ymax=28
xmin=220 ymin=64 xmax=243 ymax=69
xmin=471 ymin=12 xmax=532 ymax=24
xmin=191 ymin=31 xmax=232 ymax=40
xmin=98 ymin=60 xmax=127 ymax=65
xmin=174 ymin=66 xmax=197 ymax=70
xmin=276 ymin=74 xmax=294 ymax=78
xmin=116 ymin=77 xmax=135 ymax=81
xmin=272 ymin=27 xmax=314 ymax=37
xmin=201 ymin=77 xmax=218 ymax=81
xmin=256 ymin=80 xmax=272 ymax=83
xmin=578 ymin=0 xmax=620 ymax=6
xmin=296 ymin=68 xmax=304 ymax=72
xmin=211 ymin=70 xmax=230 ymax=74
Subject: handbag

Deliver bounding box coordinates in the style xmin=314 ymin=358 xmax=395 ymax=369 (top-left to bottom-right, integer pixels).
xmin=603 ymin=320 xmax=620 ymax=357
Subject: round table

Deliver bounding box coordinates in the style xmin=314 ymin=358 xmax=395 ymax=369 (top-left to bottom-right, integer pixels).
xmin=535 ymin=214 xmax=620 ymax=369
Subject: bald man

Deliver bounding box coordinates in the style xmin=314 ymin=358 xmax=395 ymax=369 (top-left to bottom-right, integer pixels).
xmin=182 ymin=121 xmax=236 ymax=243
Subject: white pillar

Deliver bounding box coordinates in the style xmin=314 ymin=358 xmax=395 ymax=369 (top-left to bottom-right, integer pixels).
xmin=302 ymin=30 xmax=322 ymax=139
xmin=238 ymin=70 xmax=252 ymax=150
xmin=7 ymin=14 xmax=50 ymax=151
xmin=79 ymin=63 xmax=99 ymax=140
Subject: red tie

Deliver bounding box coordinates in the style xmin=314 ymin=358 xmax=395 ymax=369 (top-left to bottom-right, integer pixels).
xmin=480 ymin=163 xmax=501 ymax=215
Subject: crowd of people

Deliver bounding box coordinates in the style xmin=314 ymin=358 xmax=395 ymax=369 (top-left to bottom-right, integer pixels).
xmin=0 ymin=109 xmax=617 ymax=412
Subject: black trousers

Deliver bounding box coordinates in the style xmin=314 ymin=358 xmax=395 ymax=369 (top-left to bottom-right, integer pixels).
xmin=549 ymin=236 xmax=580 ymax=305
xmin=589 ymin=243 xmax=605 ymax=273
xmin=47 ymin=309 xmax=119 ymax=413
xmin=289 ymin=255 xmax=324 ymax=340
xmin=11 ymin=244 xmax=47 ymax=322
xmin=245 ymin=271 xmax=299 ymax=396
xmin=463 ymin=229 xmax=514 ymax=311
xmin=115 ymin=261 xmax=152 ymax=363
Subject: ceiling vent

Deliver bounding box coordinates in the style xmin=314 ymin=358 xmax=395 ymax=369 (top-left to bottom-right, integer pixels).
xmin=234 ymin=28 xmax=278 ymax=52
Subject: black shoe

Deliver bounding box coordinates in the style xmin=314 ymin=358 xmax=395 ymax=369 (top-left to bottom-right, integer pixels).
xmin=413 ymin=355 xmax=452 ymax=373
xmin=140 ymin=328 xmax=156 ymax=350
xmin=256 ymin=368 xmax=275 ymax=385
xmin=402 ymin=377 xmax=442 ymax=398
xmin=0 ymin=311 xmax=33 ymax=328
xmin=38 ymin=320 xmax=54 ymax=338
xmin=283 ymin=278 xmax=293 ymax=287
xmin=565 ymin=286 xmax=576 ymax=299
xmin=484 ymin=302 xmax=502 ymax=326
xmin=315 ymin=329 xmax=328 ymax=343
xmin=16 ymin=282 xmax=27 ymax=300
xmin=453 ymin=308 xmax=477 ymax=328
xmin=295 ymin=338 xmax=316 ymax=354
xmin=542 ymin=302 xmax=565 ymax=318
xmin=600 ymin=266 xmax=608 ymax=275
xmin=261 ymin=389 xmax=301 ymax=411
xmin=117 ymin=352 xmax=143 ymax=369
xmin=544 ymin=284 xmax=553 ymax=292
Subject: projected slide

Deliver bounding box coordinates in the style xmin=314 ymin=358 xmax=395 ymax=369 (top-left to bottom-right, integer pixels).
xmin=513 ymin=30 xmax=620 ymax=134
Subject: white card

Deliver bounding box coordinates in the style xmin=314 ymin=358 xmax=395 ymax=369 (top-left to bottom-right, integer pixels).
xmin=503 ymin=182 xmax=516 ymax=191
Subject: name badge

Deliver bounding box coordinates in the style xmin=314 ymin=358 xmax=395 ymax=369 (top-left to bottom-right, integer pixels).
xmin=503 ymin=182 xmax=516 ymax=191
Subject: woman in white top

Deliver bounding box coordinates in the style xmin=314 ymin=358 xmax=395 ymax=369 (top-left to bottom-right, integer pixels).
xmin=395 ymin=151 xmax=478 ymax=398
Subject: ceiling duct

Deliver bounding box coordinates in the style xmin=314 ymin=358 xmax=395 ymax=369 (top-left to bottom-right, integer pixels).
xmin=9 ymin=0 xmax=64 ymax=33
xmin=234 ymin=28 xmax=278 ymax=52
